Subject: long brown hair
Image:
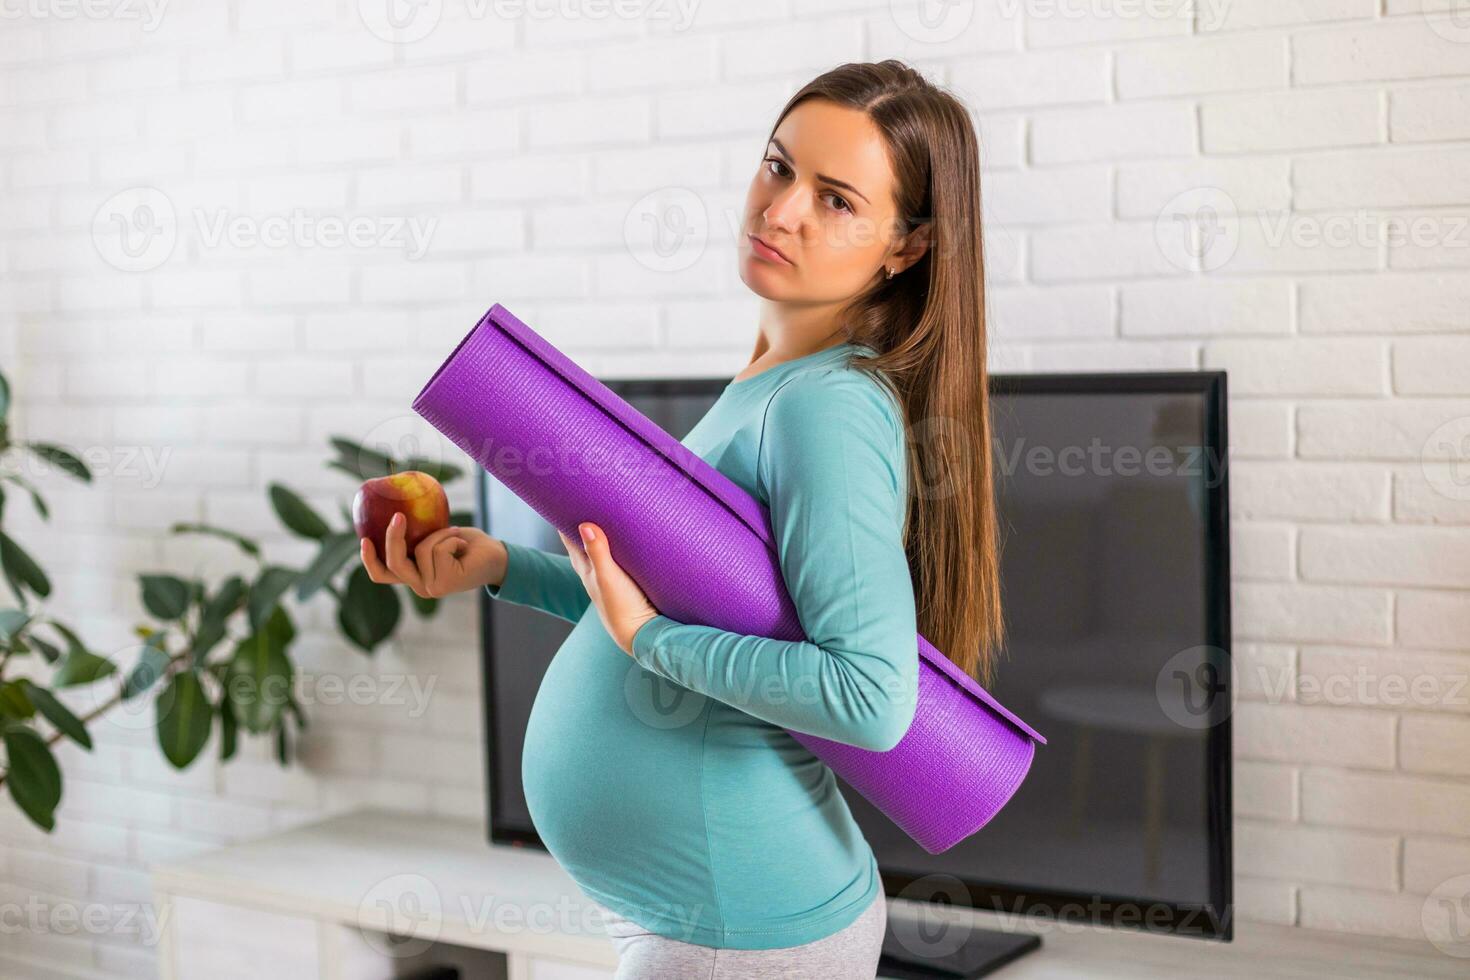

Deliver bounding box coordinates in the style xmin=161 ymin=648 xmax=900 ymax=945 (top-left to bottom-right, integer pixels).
xmin=765 ymin=60 xmax=1006 ymax=687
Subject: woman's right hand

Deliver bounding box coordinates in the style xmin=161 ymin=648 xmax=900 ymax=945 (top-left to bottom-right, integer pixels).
xmin=360 ymin=512 xmax=509 ymax=599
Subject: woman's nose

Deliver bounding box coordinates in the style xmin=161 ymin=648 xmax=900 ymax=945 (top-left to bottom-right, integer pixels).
xmin=763 ymin=185 xmax=806 ymax=231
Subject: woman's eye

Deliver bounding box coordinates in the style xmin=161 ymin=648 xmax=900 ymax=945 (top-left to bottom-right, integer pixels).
xmin=824 ymin=192 xmax=852 ymax=214
xmin=762 ymin=157 xmax=850 ymax=214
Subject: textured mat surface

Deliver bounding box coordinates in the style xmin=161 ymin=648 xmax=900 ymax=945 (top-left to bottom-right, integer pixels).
xmin=413 ymin=304 xmax=1046 ymax=853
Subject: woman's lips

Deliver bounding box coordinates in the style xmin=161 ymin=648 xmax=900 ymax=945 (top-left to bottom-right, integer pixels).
xmin=749 ymin=234 xmax=793 ymax=266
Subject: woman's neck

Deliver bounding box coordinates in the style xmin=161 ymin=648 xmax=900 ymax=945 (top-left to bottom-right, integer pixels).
xmin=740 ymin=303 xmax=849 ymax=381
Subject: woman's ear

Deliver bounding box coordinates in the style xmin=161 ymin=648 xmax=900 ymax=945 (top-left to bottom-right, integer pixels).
xmin=890 ymin=220 xmax=932 ymax=275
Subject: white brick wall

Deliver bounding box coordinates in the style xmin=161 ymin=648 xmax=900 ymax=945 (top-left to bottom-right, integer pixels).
xmin=2 ymin=1 xmax=1468 ymax=974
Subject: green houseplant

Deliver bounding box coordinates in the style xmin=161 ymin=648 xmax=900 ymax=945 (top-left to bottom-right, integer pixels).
xmin=0 ymin=369 xmax=470 ymax=831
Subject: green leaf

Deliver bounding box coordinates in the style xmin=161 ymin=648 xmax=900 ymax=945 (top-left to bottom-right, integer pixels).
xmin=329 ymin=437 xmax=397 ymax=481
xmin=218 ymin=693 xmax=238 ymax=762
xmin=0 ymin=681 xmax=35 ymax=720
xmin=287 ymin=694 xmax=307 ymax=731
xmin=25 ymin=443 xmax=90 ymax=483
xmin=156 ymin=671 xmax=211 ymax=769
xmin=247 ymin=566 xmax=298 ymax=633
xmin=293 ymin=532 xmax=358 ymax=603
xmin=0 ymin=608 xmax=31 ymax=643
xmin=140 ymin=575 xmax=191 ymax=621
xmin=0 ymin=371 xmax=9 ymax=421
xmin=168 ymin=522 xmax=261 ymax=558
xmin=44 ymin=625 xmax=88 ymax=664
xmin=51 ymin=646 xmax=116 ymax=688
xmin=19 ymin=681 xmax=91 ymax=750
xmin=338 ymin=565 xmax=401 ymax=654
xmin=47 ymin=621 xmax=88 ymax=656
xmin=225 ymin=612 xmax=294 ymax=734
xmin=193 ymin=575 xmax=246 ymax=666
xmin=3 ymin=724 xmax=61 ymax=832
xmin=409 ymin=591 xmax=438 ymax=618
xmin=122 ymin=637 xmax=171 ymax=700
xmin=0 ymin=530 xmax=50 ymax=600
xmin=269 ymin=484 xmax=332 ymax=540
xmin=275 ymin=720 xmax=290 ymax=765
xmin=3 ymin=474 xmax=48 ymax=521
xmin=29 ymin=635 xmax=60 ymax=665
xmin=263 ymin=602 xmax=296 ymax=649
xmin=0 ymin=561 xmax=24 ymax=610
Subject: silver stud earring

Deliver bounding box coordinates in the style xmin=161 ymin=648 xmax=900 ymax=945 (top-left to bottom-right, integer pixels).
xmin=885 ymin=266 xmax=895 ymax=279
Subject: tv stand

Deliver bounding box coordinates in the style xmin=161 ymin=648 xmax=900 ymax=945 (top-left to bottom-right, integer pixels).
xmin=879 ymin=916 xmax=1041 ymax=978
xmin=141 ymin=809 xmax=1462 ymax=980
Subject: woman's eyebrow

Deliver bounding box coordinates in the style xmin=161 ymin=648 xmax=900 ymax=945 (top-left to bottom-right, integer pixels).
xmin=768 ymin=138 xmax=871 ymax=205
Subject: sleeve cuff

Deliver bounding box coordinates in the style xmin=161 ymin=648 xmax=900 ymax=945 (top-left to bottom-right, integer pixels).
xmin=630 ymin=613 xmax=678 ymax=666
xmin=484 ymin=539 xmax=523 ymax=602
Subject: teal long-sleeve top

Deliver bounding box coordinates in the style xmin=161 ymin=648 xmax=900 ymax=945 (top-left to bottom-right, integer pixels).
xmin=485 ymin=341 xmax=919 ymax=949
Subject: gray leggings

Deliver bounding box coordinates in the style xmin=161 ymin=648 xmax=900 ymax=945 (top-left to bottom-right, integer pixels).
xmin=591 ymin=890 xmax=887 ymax=979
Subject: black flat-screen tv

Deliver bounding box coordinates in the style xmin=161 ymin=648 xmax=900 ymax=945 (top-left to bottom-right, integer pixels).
xmin=475 ymin=371 xmax=1232 ymax=974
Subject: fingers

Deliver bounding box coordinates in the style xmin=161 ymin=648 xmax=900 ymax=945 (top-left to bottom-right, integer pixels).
xmin=577 ymin=523 xmax=608 ymax=567
xmin=415 ymin=532 xmax=466 ymax=594
xmin=364 ymin=519 xmax=475 ymax=598
xmin=418 ymin=525 xmax=464 ymax=550
xmin=360 ymin=537 xmax=400 ymax=585
xmin=413 ymin=528 xmax=449 ymax=584
xmin=383 ymin=513 xmax=427 ymax=595
xmin=558 ymin=530 xmax=591 ymax=576
xmin=429 ymin=535 xmax=467 ymax=594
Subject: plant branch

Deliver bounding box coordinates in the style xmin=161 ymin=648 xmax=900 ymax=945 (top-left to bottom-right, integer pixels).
xmin=0 ymin=648 xmax=194 ymax=790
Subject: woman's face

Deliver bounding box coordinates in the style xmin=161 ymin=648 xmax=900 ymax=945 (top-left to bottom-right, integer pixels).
xmin=740 ymin=99 xmax=912 ymax=304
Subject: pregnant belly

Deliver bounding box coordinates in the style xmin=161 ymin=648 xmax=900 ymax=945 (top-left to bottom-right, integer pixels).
xmin=521 ymin=615 xmax=720 ymax=903
xmin=521 ymin=615 xmax=878 ymax=933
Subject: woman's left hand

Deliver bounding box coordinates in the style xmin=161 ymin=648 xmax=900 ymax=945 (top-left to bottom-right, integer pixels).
xmin=559 ymin=522 xmax=660 ymax=657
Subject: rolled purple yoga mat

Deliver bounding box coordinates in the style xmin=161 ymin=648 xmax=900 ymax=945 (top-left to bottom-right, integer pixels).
xmin=412 ymin=304 xmax=1046 ymax=854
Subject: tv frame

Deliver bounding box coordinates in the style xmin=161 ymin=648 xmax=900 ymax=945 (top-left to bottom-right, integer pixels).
xmin=476 ymin=369 xmax=1233 ymax=944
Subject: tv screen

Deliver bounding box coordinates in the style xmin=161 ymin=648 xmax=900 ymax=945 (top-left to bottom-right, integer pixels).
xmin=477 ymin=371 xmax=1231 ymax=942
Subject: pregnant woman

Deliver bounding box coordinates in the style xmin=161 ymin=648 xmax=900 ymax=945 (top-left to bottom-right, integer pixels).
xmin=361 ymin=59 xmax=1004 ymax=980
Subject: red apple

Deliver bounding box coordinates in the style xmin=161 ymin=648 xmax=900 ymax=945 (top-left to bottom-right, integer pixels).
xmin=353 ymin=470 xmax=450 ymax=561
